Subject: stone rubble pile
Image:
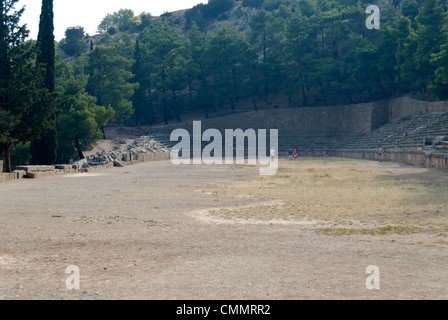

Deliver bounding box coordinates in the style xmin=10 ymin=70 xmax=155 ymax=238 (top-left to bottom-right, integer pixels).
xmin=128 ymin=136 xmax=171 ymax=154
xmin=1 ymin=136 xmax=171 ymax=181
xmin=114 ymin=137 xmax=127 ymax=145
xmin=75 ymin=136 xmax=170 ymax=170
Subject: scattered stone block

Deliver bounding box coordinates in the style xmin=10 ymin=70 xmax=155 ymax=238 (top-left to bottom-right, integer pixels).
xmin=1 ymin=135 xmax=171 ymax=183
xmin=114 ymin=160 xmax=125 ymax=167
xmin=6 ymin=172 xmax=17 ymax=180
xmin=25 ymin=171 xmax=39 ymax=179
xmin=16 ymin=165 xmax=55 ymax=172
xmin=137 ymin=153 xmax=150 ymax=161
xmin=12 ymin=170 xmax=26 ymax=179
xmin=122 ymin=152 xmax=131 ymax=162
xmin=115 ymin=137 xmax=127 ymax=145
xmin=55 ymin=164 xmax=72 ymax=170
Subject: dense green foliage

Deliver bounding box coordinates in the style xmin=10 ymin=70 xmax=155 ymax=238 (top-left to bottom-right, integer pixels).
xmin=86 ymin=0 xmax=445 ymax=124
xmin=54 ymin=0 xmax=448 ymax=126
xmin=186 ymin=0 xmax=236 ymax=30
xmin=97 ymin=9 xmax=138 ymax=33
xmin=60 ymin=26 xmax=86 ymax=57
xmin=2 ymin=0 xmax=448 ymax=168
xmin=80 ymin=0 xmax=448 ymax=124
xmin=56 ymin=75 xmax=115 ymax=162
xmin=0 ymin=0 xmax=59 ymax=171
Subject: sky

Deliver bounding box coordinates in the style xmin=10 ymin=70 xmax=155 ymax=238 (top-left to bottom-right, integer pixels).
xmin=16 ymin=0 xmax=207 ymax=41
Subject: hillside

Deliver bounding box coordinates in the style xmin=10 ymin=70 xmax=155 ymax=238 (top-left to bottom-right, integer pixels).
xmin=89 ymin=0 xmax=394 ymax=40
xmin=84 ymin=1 xmax=259 ymax=52
xmin=50 ymin=0 xmax=448 ymax=164
xmin=155 ymin=2 xmax=259 ymax=38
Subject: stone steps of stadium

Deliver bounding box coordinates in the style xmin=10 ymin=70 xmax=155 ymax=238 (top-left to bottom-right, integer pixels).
xmin=147 ymin=111 xmax=448 ymax=156
xmin=339 ymin=112 xmax=448 ymax=152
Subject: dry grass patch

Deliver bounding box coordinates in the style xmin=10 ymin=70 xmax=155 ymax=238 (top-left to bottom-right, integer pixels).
xmin=318 ymin=225 xmax=424 ymax=236
xmin=204 ymin=158 xmax=448 ymax=235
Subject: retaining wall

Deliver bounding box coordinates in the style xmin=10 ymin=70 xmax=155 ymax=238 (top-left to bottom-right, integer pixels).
xmin=0 ymin=152 xmax=171 ymax=183
xmin=329 ymin=150 xmax=448 ymax=171
xmin=147 ymin=97 xmax=448 ymax=137
xmin=388 ymin=97 xmax=448 ymax=120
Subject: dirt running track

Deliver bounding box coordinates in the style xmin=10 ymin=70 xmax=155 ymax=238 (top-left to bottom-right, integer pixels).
xmin=0 ymin=160 xmax=447 ymax=300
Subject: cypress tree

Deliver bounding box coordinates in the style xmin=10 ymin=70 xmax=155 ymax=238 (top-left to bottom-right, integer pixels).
xmin=30 ymin=0 xmax=58 ymax=165
xmin=1 ymin=0 xmax=59 ymax=172
xmin=0 ymin=1 xmax=10 ymax=108
xmin=37 ymin=0 xmax=55 ymax=92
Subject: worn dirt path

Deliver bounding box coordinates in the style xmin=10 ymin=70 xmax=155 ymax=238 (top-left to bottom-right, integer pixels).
xmin=0 ymin=160 xmax=447 ymax=300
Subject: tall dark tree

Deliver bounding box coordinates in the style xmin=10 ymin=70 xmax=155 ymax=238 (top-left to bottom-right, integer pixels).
xmin=140 ymin=21 xmax=186 ymax=124
xmin=29 ymin=0 xmax=58 ymax=165
xmin=60 ymin=26 xmax=86 ymax=57
xmin=131 ymin=39 xmax=153 ymax=126
xmin=284 ymin=13 xmax=311 ymax=107
xmin=86 ymin=43 xmax=137 ymax=122
xmin=397 ymin=0 xmax=446 ymax=94
xmin=37 ymin=0 xmax=55 ymax=92
xmin=205 ymin=27 xmax=251 ymax=111
xmin=56 ymin=77 xmax=115 ymax=162
xmin=0 ymin=0 xmax=58 ymax=172
xmin=413 ymin=0 xmax=446 ymax=91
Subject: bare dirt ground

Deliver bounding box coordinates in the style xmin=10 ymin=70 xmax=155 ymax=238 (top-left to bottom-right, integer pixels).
xmin=0 ymin=158 xmax=447 ymax=300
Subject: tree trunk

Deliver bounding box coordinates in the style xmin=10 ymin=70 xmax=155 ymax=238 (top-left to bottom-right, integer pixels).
xmin=345 ymin=90 xmax=354 ymax=104
xmin=172 ymin=90 xmax=181 ymax=122
xmin=188 ymin=78 xmax=193 ymax=101
xmin=161 ymin=72 xmax=168 ymax=125
xmin=3 ymin=143 xmax=12 ymax=173
xmin=147 ymin=87 xmax=154 ymax=126
xmin=74 ymin=136 xmax=85 ymax=160
xmin=320 ymin=84 xmax=328 ymax=106
xmin=300 ymin=75 xmax=308 ymax=107
xmin=230 ymin=98 xmax=235 ymax=111
xmin=163 ymin=95 xmax=168 ymax=125
xmin=252 ymin=93 xmax=258 ymax=111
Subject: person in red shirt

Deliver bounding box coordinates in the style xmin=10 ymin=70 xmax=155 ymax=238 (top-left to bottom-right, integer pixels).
xmin=293 ymin=149 xmax=298 ymax=160
xmin=288 ymin=149 xmax=293 ymax=160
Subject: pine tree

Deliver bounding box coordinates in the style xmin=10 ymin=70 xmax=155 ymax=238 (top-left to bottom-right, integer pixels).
xmin=284 ymin=13 xmax=312 ymax=107
xmin=132 ymin=39 xmax=153 ymax=126
xmin=397 ymin=0 xmax=447 ymax=94
xmin=430 ymin=26 xmax=448 ymax=99
xmin=414 ymin=0 xmax=446 ymax=91
xmin=140 ymin=21 xmax=186 ymax=124
xmin=204 ymin=27 xmax=251 ymax=111
xmin=60 ymin=27 xmax=86 ymax=57
xmin=86 ymin=43 xmax=137 ymax=123
xmin=248 ymin=9 xmax=281 ymax=97
xmin=431 ymin=43 xmax=448 ymax=99
xmin=56 ymin=77 xmax=115 ymax=162
xmin=29 ymin=0 xmax=58 ymax=165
